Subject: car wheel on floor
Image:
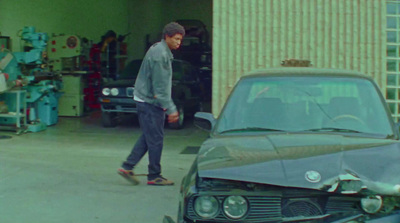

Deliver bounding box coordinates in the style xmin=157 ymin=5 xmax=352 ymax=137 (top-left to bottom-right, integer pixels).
xmin=102 ymin=111 xmax=117 ymax=127
xmin=168 ymin=106 xmax=184 ymax=129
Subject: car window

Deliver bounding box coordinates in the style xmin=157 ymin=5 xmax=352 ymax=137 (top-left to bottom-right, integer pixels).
xmin=119 ymin=60 xmax=142 ymax=80
xmin=181 ymin=37 xmax=200 ymax=47
xmin=172 ymin=61 xmax=183 ymax=81
xmin=215 ymin=76 xmax=394 ymax=137
xmin=176 ymin=20 xmax=208 ymax=44
xmin=182 ymin=63 xmax=196 ymax=81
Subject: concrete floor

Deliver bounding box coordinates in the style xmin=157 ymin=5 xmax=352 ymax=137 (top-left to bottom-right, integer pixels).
xmin=0 ymin=111 xmax=209 ymax=223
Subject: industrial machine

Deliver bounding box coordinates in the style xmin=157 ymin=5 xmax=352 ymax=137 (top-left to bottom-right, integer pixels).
xmin=47 ymin=34 xmax=102 ymax=115
xmin=47 ymin=30 xmax=129 ymax=115
xmin=0 ymin=26 xmax=62 ymax=133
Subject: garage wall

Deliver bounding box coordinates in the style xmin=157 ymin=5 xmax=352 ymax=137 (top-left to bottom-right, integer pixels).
xmin=161 ymin=0 xmax=213 ymax=40
xmin=0 ymin=0 xmax=129 ymax=51
xmin=127 ymin=0 xmax=213 ymax=60
xmin=212 ymin=0 xmax=386 ymax=116
xmin=0 ymin=0 xmax=213 ymax=63
xmin=127 ymin=1 xmax=164 ymax=60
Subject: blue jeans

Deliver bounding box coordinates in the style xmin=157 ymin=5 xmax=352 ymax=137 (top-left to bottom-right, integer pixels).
xmin=122 ymin=102 xmax=165 ymax=180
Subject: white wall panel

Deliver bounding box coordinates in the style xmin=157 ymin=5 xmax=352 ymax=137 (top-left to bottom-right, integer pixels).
xmin=212 ymin=0 xmax=386 ymax=116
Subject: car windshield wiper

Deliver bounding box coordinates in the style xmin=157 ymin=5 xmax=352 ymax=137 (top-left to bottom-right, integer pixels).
xmin=219 ymin=127 xmax=285 ymax=134
xmin=302 ymin=127 xmax=363 ymax=133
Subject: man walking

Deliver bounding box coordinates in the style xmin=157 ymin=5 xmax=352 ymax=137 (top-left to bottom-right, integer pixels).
xmin=118 ymin=22 xmax=185 ymax=186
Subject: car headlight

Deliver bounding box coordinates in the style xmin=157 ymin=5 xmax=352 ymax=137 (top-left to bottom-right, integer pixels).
xmin=102 ymin=88 xmax=110 ymax=96
xmin=223 ymin=196 xmax=248 ymax=219
xmin=111 ymin=88 xmax=119 ymax=96
xmin=194 ymin=196 xmax=219 ymax=218
xmin=361 ymin=195 xmax=383 ymax=214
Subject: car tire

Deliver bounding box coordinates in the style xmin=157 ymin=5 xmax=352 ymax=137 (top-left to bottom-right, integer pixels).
xmin=102 ymin=111 xmax=117 ymax=127
xmin=168 ymin=106 xmax=184 ymax=129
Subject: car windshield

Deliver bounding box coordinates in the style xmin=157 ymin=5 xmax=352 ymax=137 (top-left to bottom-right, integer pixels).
xmin=120 ymin=60 xmax=182 ymax=80
xmin=215 ymin=76 xmax=394 ymax=137
xmin=119 ymin=60 xmax=142 ymax=80
xmin=176 ymin=20 xmax=209 ymax=45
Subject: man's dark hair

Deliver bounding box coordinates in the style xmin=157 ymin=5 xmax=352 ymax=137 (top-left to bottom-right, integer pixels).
xmin=162 ymin=22 xmax=185 ymax=39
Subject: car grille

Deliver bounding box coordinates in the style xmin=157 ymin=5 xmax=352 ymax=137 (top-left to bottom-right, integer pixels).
xmin=282 ymin=198 xmax=323 ymax=217
xmin=186 ymin=194 xmax=362 ymax=222
xmin=325 ymin=196 xmax=361 ymax=213
xmin=187 ymin=196 xmax=281 ymax=222
xmin=126 ymin=87 xmax=134 ymax=97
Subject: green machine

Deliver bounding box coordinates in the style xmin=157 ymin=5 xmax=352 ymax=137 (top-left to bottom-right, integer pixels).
xmin=0 ymin=27 xmax=62 ymax=133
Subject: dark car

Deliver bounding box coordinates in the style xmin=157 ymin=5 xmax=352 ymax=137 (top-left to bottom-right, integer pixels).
xmin=174 ymin=19 xmax=212 ymax=101
xmin=174 ymin=19 xmax=211 ymax=67
xmin=99 ymin=59 xmax=203 ymax=129
xmin=164 ymin=67 xmax=400 ymax=222
xmin=145 ymin=20 xmax=212 ymax=101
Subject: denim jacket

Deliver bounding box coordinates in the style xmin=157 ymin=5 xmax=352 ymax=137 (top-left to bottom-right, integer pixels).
xmin=133 ymin=39 xmax=177 ymax=115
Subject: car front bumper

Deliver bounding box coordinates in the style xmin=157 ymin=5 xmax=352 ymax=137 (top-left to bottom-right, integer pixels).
xmin=99 ymin=97 xmax=138 ymax=113
xmin=163 ymin=211 xmax=400 ymax=223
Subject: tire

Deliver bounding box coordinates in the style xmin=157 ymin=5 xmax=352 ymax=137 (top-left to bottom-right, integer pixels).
xmin=168 ymin=106 xmax=184 ymax=129
xmin=102 ymin=111 xmax=117 ymax=127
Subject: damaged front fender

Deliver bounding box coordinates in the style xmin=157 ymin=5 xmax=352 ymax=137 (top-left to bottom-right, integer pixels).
xmin=321 ymin=172 xmax=400 ymax=215
xmin=330 ymin=212 xmax=400 ymax=223
xmin=323 ymin=172 xmax=400 ymax=196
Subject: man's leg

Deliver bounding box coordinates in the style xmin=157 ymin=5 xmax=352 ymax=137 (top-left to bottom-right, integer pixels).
xmin=141 ymin=103 xmax=174 ymax=185
xmin=121 ymin=102 xmax=149 ymax=170
xmin=118 ymin=102 xmax=149 ymax=185
xmin=139 ymin=103 xmax=165 ymax=181
xmin=121 ymin=134 xmax=147 ymax=170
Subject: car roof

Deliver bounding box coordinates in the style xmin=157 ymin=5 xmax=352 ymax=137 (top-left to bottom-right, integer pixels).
xmin=243 ymin=67 xmax=370 ymax=80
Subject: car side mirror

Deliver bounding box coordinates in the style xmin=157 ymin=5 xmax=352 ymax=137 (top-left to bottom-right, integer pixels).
xmin=194 ymin=112 xmax=216 ymax=132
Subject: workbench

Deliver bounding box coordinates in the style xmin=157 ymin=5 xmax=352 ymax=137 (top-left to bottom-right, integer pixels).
xmin=0 ymin=89 xmax=27 ymax=134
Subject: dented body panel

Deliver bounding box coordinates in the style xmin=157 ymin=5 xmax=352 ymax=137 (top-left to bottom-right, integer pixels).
xmin=197 ymin=134 xmax=400 ymax=195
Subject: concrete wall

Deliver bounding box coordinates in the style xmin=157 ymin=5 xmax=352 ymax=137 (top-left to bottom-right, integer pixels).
xmin=0 ymin=0 xmax=129 ymax=51
xmin=212 ymin=0 xmax=387 ymax=116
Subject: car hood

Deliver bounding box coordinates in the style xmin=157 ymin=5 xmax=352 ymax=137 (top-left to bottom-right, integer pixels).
xmin=102 ymin=79 xmax=135 ymax=88
xmin=197 ymin=134 xmax=400 ymax=195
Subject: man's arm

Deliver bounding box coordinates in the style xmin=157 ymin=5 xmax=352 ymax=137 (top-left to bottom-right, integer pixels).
xmin=167 ymin=111 xmax=179 ymax=123
xmin=151 ymin=56 xmax=177 ymax=115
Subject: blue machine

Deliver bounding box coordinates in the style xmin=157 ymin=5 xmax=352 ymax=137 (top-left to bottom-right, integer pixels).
xmin=0 ymin=27 xmax=62 ymax=132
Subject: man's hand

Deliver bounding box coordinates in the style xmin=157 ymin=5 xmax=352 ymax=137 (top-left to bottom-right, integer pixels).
xmin=168 ymin=112 xmax=179 ymax=123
